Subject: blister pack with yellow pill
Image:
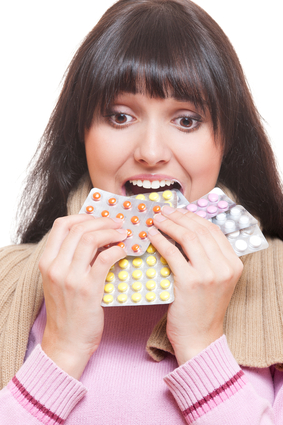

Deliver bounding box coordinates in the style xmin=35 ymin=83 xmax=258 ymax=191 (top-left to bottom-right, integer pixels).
xmin=79 ymin=188 xmax=169 ymax=255
xmin=102 ymin=243 xmax=174 ymax=307
xmin=131 ymin=189 xmax=178 ymax=208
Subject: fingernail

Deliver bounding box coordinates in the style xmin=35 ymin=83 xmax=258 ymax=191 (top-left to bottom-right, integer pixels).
xmin=148 ymin=227 xmax=159 ymax=236
xmin=162 ymin=205 xmax=175 ymax=215
xmin=116 ymin=228 xmax=128 ymax=234
xmin=154 ymin=213 xmax=167 ymax=222
xmin=112 ymin=217 xmax=123 ymax=223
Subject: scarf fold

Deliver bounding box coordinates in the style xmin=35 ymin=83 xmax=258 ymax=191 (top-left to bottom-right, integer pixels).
xmin=1 ymin=174 xmax=283 ymax=388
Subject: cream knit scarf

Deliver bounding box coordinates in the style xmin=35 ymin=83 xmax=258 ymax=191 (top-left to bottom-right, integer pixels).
xmin=1 ymin=175 xmax=283 ymax=389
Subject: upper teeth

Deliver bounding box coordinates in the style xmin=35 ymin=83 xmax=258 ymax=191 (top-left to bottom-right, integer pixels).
xmin=129 ymin=179 xmax=174 ymax=190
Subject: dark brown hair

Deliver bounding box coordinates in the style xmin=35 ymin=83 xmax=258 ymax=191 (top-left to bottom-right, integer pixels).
xmin=17 ymin=0 xmax=283 ymax=243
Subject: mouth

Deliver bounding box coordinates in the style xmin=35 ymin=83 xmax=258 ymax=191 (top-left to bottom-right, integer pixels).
xmin=125 ymin=178 xmax=182 ymax=196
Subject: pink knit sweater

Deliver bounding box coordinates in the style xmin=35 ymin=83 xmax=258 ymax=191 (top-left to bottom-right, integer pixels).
xmin=0 ymin=302 xmax=282 ymax=424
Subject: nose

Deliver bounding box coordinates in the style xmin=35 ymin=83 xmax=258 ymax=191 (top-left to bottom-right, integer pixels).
xmin=133 ymin=123 xmax=172 ymax=167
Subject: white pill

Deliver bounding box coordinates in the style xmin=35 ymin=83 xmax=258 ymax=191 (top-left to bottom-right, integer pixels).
xmin=239 ymin=215 xmax=250 ymax=225
xmin=224 ymin=220 xmax=236 ymax=231
xmin=234 ymin=239 xmax=248 ymax=252
xmin=241 ymin=226 xmax=254 ymax=236
xmin=249 ymin=235 xmax=262 ymax=248
xmin=230 ymin=207 xmax=241 ymax=217
xmin=227 ymin=230 xmax=240 ymax=239
xmin=216 ymin=213 xmax=227 ymax=221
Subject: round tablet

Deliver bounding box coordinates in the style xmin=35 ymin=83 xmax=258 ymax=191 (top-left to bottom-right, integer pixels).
xmin=153 ymin=205 xmax=161 ymax=214
xmin=131 ymin=293 xmax=142 ymax=303
xmin=138 ymin=203 xmax=147 ymax=212
xmin=146 ymin=255 xmax=157 ymax=266
xmin=239 ymin=215 xmax=250 ymax=225
xmin=132 ymin=281 xmax=143 ymax=291
xmin=160 ymin=256 xmax=168 ymax=265
xmin=207 ymin=205 xmax=217 ymax=215
xmin=186 ymin=204 xmax=198 ymax=212
xmin=123 ymin=201 xmax=132 ymax=209
xmin=92 ymin=192 xmax=101 ymax=201
xmin=116 ymin=213 xmax=124 ymax=220
xmin=224 ymin=220 xmax=236 ymax=231
xmin=118 ymin=271 xmax=128 ymax=281
xmin=160 ymin=279 xmax=171 ymax=289
xmin=146 ymin=268 xmax=156 ymax=278
xmin=160 ymin=291 xmax=170 ymax=301
xmin=196 ymin=210 xmax=207 ymax=218
xmin=101 ymin=210 xmax=110 ymax=217
xmin=146 ymin=218 xmax=154 ymax=227
xmin=160 ymin=267 xmax=171 ymax=277
xmin=215 ymin=212 xmax=227 ymax=221
xmin=108 ymin=197 xmax=117 ymax=206
xmin=147 ymin=244 xmax=156 ymax=253
xmin=117 ymin=294 xmax=127 ymax=303
xmin=149 ymin=192 xmax=159 ymax=201
xmin=217 ymin=200 xmax=228 ymax=209
xmin=103 ymin=294 xmax=113 ymax=304
xmin=117 ymin=242 xmax=125 ymax=249
xmin=146 ymin=292 xmax=156 ymax=302
xmin=131 ymin=216 xmax=140 ymax=225
xmin=132 ymin=270 xmax=143 ymax=280
xmin=104 ymin=283 xmax=114 ymax=293
xmin=197 ymin=198 xmax=208 ymax=208
xmin=234 ymin=239 xmax=248 ymax=252
xmin=163 ymin=190 xmax=173 ymax=200
xmin=85 ymin=205 xmax=94 ymax=214
xmin=227 ymin=230 xmax=240 ymax=239
xmin=146 ymin=280 xmax=156 ymax=290
xmin=117 ymin=282 xmax=128 ymax=292
xmin=135 ymin=194 xmax=146 ymax=200
xmin=208 ymin=193 xmax=218 ymax=203
xmin=131 ymin=244 xmax=140 ymax=253
xmin=139 ymin=231 xmax=147 ymax=239
xmin=230 ymin=207 xmax=241 ymax=217
xmin=249 ymin=235 xmax=262 ymax=248
xmin=109 ymin=264 xmax=115 ymax=270
xmin=118 ymin=259 xmax=129 ymax=269
xmin=127 ymin=229 xmax=133 ymax=238
xmin=132 ymin=258 xmax=143 ymax=268
xmin=241 ymin=226 xmax=254 ymax=236
xmin=106 ymin=272 xmax=115 ymax=282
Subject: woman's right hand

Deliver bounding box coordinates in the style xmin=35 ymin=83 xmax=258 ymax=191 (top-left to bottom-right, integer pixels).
xmin=38 ymin=214 xmax=127 ymax=380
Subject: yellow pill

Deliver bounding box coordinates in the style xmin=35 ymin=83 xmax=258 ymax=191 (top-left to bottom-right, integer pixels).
xmin=118 ymin=282 xmax=128 ymax=292
xmin=163 ymin=190 xmax=173 ymax=200
xmin=146 ymin=268 xmax=156 ymax=278
xmin=149 ymin=192 xmax=159 ymax=201
xmin=146 ymin=255 xmax=157 ymax=266
xmin=160 ymin=291 xmax=170 ymax=301
xmin=132 ymin=293 xmax=142 ymax=303
xmin=132 ymin=281 xmax=143 ymax=292
xmin=160 ymin=256 xmax=168 ymax=265
xmin=146 ymin=292 xmax=156 ymax=302
xmin=104 ymin=283 xmax=114 ymax=293
xmin=132 ymin=270 xmax=143 ymax=280
xmin=103 ymin=294 xmax=114 ymax=304
xmin=160 ymin=267 xmax=171 ymax=277
xmin=146 ymin=280 xmax=156 ymax=290
xmin=164 ymin=201 xmax=173 ymax=206
xmin=135 ymin=194 xmax=146 ymax=200
xmin=119 ymin=259 xmax=129 ymax=269
xmin=109 ymin=264 xmax=115 ymax=270
xmin=160 ymin=279 xmax=171 ymax=289
xmin=147 ymin=244 xmax=156 ymax=254
xmin=118 ymin=271 xmax=128 ymax=281
xmin=132 ymin=258 xmax=143 ymax=268
xmin=117 ymin=294 xmax=128 ymax=303
xmin=106 ymin=272 xmax=115 ymax=282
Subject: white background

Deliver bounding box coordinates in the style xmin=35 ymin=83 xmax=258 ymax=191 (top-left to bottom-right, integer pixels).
xmin=0 ymin=1 xmax=282 ymax=246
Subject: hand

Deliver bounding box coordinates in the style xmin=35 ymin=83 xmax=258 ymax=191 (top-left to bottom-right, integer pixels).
xmin=148 ymin=206 xmax=243 ymax=366
xmin=39 ymin=214 xmax=127 ymax=379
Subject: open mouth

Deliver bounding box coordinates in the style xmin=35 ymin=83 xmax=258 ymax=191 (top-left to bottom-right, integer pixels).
xmin=125 ymin=179 xmax=182 ymax=196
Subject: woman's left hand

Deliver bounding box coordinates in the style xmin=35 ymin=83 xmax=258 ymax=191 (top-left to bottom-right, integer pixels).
xmin=148 ymin=205 xmax=243 ymax=366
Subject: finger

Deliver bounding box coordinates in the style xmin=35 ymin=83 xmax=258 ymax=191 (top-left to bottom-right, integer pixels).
xmin=89 ymin=245 xmax=128 ymax=285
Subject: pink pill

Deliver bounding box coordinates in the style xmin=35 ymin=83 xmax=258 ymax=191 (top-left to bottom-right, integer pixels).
xmin=186 ymin=204 xmax=198 ymax=212
xmin=196 ymin=210 xmax=207 ymax=218
xmin=208 ymin=193 xmax=219 ymax=203
xmin=197 ymin=198 xmax=208 ymax=207
xmin=217 ymin=200 xmax=228 ymax=209
xmin=207 ymin=205 xmax=218 ymax=214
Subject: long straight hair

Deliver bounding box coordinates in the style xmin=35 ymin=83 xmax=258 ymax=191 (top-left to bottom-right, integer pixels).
xmin=16 ymin=0 xmax=283 ymax=243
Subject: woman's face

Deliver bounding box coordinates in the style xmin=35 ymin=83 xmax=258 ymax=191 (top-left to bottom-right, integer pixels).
xmin=84 ymin=93 xmax=223 ymax=202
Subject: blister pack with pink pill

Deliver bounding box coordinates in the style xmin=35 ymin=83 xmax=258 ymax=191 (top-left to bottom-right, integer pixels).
xmin=226 ymin=224 xmax=269 ymax=256
xmin=79 ymin=188 xmax=168 ymax=255
xmin=212 ymin=205 xmax=258 ymax=234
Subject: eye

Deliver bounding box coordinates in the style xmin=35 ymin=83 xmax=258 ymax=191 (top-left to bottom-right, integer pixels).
xmin=105 ymin=112 xmax=135 ymax=128
xmin=172 ymin=115 xmax=202 ymax=132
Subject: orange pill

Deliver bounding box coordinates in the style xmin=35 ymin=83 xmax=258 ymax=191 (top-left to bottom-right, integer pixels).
xmin=118 ymin=242 xmax=125 ymax=249
xmin=138 ymin=203 xmax=147 ymax=212
xmin=132 ymin=244 xmax=140 ymax=253
xmin=85 ymin=205 xmax=94 ymax=214
xmin=108 ymin=197 xmax=117 ymax=206
xmin=92 ymin=192 xmax=101 ymax=201
xmin=116 ymin=213 xmax=124 ymax=220
xmin=127 ymin=229 xmax=133 ymax=238
xmin=104 ymin=244 xmax=111 ymax=249
xmin=139 ymin=231 xmax=147 ymax=239
xmin=123 ymin=201 xmax=132 ymax=209
xmin=131 ymin=216 xmax=140 ymax=225
xmin=146 ymin=218 xmax=154 ymax=227
xmin=153 ymin=205 xmax=161 ymax=213
xmin=101 ymin=210 xmax=110 ymax=217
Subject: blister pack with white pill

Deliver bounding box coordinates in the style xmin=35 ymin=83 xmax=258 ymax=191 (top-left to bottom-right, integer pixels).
xmin=226 ymin=224 xmax=269 ymax=256
xmin=174 ymin=188 xmax=236 ymax=218
xmin=131 ymin=189 xmax=178 ymax=207
xmin=102 ymin=243 xmax=174 ymax=307
xmin=79 ymin=188 xmax=169 ymax=255
xmin=212 ymin=205 xmax=258 ymax=234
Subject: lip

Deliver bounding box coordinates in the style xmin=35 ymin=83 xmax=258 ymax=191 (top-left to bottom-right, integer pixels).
xmin=121 ymin=174 xmax=183 ymax=195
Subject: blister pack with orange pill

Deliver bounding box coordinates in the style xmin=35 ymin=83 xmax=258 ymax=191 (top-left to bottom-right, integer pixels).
xmin=79 ymin=188 xmax=168 ymax=255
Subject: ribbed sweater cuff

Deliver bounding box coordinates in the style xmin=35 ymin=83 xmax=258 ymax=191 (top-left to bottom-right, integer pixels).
xmin=7 ymin=344 xmax=87 ymax=424
xmin=164 ymin=335 xmax=248 ymax=423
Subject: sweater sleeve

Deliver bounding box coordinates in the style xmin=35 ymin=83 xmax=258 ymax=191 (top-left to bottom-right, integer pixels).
xmin=0 ymin=344 xmax=87 ymax=424
xmin=164 ymin=335 xmax=283 ymax=424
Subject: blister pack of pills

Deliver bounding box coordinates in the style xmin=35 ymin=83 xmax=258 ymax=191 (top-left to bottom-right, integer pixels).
xmin=102 ymin=243 xmax=174 ymax=307
xmin=79 ymin=188 xmax=169 ymax=255
xmin=131 ymin=189 xmax=178 ymax=207
xmin=226 ymin=224 xmax=269 ymax=256
xmin=212 ymin=205 xmax=258 ymax=234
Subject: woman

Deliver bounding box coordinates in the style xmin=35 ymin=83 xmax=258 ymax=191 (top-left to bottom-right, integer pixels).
xmin=1 ymin=0 xmax=283 ymax=423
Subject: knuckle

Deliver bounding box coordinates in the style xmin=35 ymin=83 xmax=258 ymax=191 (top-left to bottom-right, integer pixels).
xmin=80 ymin=232 xmax=97 ymax=246
xmin=204 ymin=270 xmax=216 ymax=285
xmin=97 ymin=250 xmax=112 ymax=266
xmin=70 ymin=223 xmax=85 ymax=236
xmin=181 ymin=230 xmax=198 ymax=243
xmin=52 ymin=216 xmax=66 ymax=229
xmin=46 ymin=263 xmax=61 ymax=284
xmin=163 ymin=244 xmax=179 ymax=259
